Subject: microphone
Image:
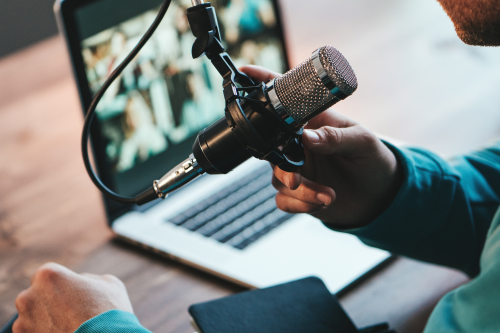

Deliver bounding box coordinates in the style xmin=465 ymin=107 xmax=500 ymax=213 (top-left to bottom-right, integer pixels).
xmin=80 ymin=1 xmax=358 ymax=207
xmin=144 ymin=46 xmax=358 ymax=204
xmin=271 ymin=46 xmax=358 ymax=127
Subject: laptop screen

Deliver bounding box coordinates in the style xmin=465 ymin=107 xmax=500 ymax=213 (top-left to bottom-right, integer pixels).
xmin=71 ymin=0 xmax=288 ymax=198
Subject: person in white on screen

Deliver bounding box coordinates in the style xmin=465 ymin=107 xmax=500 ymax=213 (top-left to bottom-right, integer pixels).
xmin=12 ymin=0 xmax=500 ymax=332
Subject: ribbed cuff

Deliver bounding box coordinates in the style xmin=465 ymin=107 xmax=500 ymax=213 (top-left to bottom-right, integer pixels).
xmin=324 ymin=141 xmax=458 ymax=254
xmin=75 ymin=310 xmax=152 ymax=333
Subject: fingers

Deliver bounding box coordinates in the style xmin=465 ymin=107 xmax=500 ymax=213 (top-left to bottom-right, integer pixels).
xmin=302 ymin=125 xmax=377 ymax=157
xmin=81 ymin=272 xmax=102 ymax=280
xmin=32 ymin=264 xmax=124 ymax=289
xmin=272 ymin=174 xmax=335 ymax=206
xmin=31 ymin=262 xmax=75 ymax=287
xmin=16 ymin=262 xmax=135 ymax=332
xmin=98 ymin=274 xmax=126 ymax=289
xmin=12 ymin=317 xmax=25 ymax=333
xmin=239 ymin=65 xmax=281 ymax=83
xmin=272 ymin=168 xmax=336 ymax=215
xmin=15 ymin=289 xmax=35 ymax=333
xmin=275 ymin=193 xmax=327 ymax=214
xmin=16 ymin=265 xmax=70 ymax=333
xmin=301 ymin=108 xmax=377 ymax=157
xmin=306 ymin=109 xmax=357 ymax=130
xmin=81 ymin=272 xmax=117 ymax=282
xmin=15 ymin=289 xmax=33 ymax=315
xmin=273 ymin=165 xmax=302 ymax=190
xmin=81 ymin=274 xmax=128 ymax=299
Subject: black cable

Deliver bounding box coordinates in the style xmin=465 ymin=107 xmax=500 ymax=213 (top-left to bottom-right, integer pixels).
xmin=82 ymin=0 xmax=172 ymax=204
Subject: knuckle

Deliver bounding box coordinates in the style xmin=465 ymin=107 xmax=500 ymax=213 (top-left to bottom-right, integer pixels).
xmin=12 ymin=319 xmax=27 ymax=333
xmin=103 ymin=274 xmax=124 ymax=286
xmin=275 ymin=194 xmax=318 ymax=214
xmin=275 ymin=195 xmax=292 ymax=213
xmin=287 ymin=173 xmax=300 ymax=190
xmin=35 ymin=263 xmax=63 ymax=284
xmin=295 ymin=183 xmax=308 ymax=196
xmin=15 ymin=290 xmax=32 ymax=314
xmin=322 ymin=127 xmax=342 ymax=145
xmin=358 ymin=127 xmax=377 ymax=145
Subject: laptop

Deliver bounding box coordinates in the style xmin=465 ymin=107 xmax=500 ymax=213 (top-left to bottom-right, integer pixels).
xmin=54 ymin=0 xmax=391 ymax=293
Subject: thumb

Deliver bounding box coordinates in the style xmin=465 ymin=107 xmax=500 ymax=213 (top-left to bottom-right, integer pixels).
xmin=302 ymin=126 xmax=374 ymax=156
xmin=239 ymin=65 xmax=281 ymax=83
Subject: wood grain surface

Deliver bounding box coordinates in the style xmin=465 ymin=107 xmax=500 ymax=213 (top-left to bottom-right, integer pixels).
xmin=0 ymin=40 xmax=113 ymax=320
xmin=1 ymin=0 xmax=499 ymax=331
xmin=70 ymin=241 xmax=467 ymax=333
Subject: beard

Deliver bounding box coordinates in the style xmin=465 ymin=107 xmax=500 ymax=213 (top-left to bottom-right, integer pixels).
xmin=437 ymin=0 xmax=500 ymax=46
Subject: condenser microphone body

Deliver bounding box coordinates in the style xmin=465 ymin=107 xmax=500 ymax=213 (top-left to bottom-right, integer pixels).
xmin=269 ymin=46 xmax=358 ymax=128
xmin=150 ymin=46 xmax=358 ymax=202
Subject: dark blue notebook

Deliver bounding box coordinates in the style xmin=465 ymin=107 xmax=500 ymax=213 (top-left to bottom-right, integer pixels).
xmin=189 ymin=277 xmax=359 ymax=333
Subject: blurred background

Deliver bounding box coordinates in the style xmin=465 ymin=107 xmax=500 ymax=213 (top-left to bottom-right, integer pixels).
xmin=2 ymin=0 xmax=500 ymax=154
xmin=0 ymin=0 xmax=59 ymax=58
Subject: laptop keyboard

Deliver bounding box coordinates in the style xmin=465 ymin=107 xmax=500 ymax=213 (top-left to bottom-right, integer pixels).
xmin=167 ymin=166 xmax=293 ymax=250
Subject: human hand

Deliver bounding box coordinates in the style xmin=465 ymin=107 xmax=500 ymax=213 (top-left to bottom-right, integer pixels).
xmin=240 ymin=65 xmax=403 ymax=229
xmin=14 ymin=263 xmax=133 ymax=333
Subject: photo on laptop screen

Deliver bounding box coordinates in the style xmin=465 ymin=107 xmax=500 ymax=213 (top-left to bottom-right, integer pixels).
xmin=74 ymin=0 xmax=288 ymax=197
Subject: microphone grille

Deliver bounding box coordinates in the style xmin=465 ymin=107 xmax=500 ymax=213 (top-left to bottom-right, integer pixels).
xmin=273 ymin=46 xmax=357 ymax=125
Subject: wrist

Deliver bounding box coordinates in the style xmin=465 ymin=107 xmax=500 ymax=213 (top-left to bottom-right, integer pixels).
xmin=364 ymin=140 xmax=404 ymax=224
xmin=75 ymin=310 xmax=149 ymax=333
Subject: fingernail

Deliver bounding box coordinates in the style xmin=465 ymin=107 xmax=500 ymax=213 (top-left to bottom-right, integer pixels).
xmin=284 ymin=175 xmax=291 ymax=188
xmin=316 ymin=192 xmax=332 ymax=206
xmin=304 ymin=129 xmax=320 ymax=143
xmin=284 ymin=173 xmax=298 ymax=189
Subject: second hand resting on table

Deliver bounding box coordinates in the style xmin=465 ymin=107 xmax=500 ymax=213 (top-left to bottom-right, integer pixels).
xmin=13 ymin=263 xmax=135 ymax=333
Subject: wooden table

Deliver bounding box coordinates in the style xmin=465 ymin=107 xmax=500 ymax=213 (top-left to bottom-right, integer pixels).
xmin=2 ymin=0 xmax=500 ymax=331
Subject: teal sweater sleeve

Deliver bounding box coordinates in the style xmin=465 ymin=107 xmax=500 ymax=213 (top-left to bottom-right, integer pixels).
xmin=329 ymin=142 xmax=500 ymax=332
xmin=424 ymin=208 xmax=500 ymax=332
xmin=74 ymin=310 xmax=152 ymax=333
xmin=324 ymin=144 xmax=500 ymax=333
xmin=335 ymin=142 xmax=500 ymax=277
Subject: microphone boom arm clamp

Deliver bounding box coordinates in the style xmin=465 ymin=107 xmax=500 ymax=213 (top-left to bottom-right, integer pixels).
xmin=152 ymin=1 xmax=307 ymax=203
xmin=187 ymin=2 xmax=254 ymax=100
xmin=186 ymin=2 xmax=306 ymax=172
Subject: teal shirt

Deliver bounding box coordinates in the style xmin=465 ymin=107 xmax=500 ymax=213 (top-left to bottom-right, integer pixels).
xmin=341 ymin=142 xmax=500 ymax=332
xmin=76 ymin=142 xmax=500 ymax=332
